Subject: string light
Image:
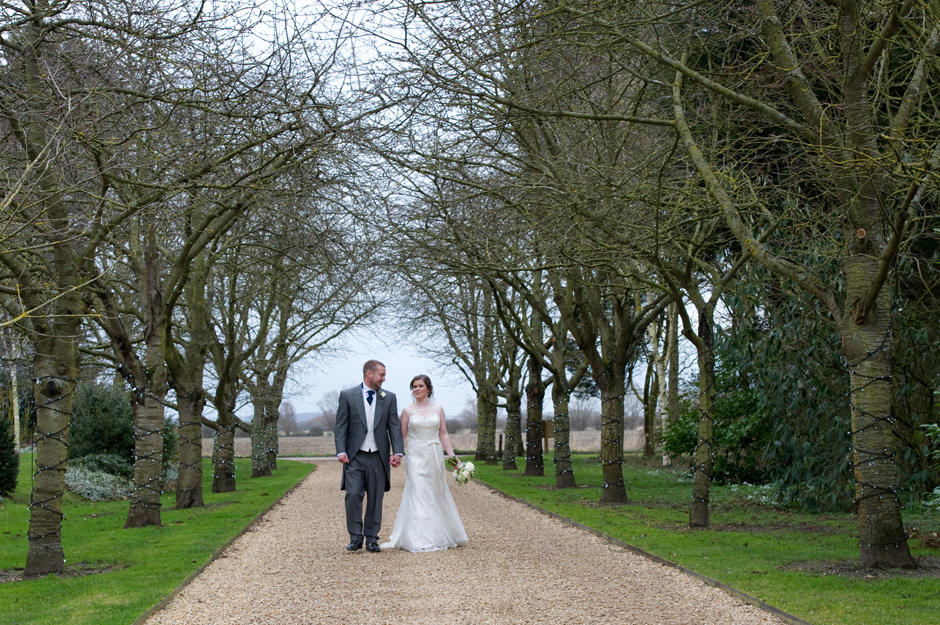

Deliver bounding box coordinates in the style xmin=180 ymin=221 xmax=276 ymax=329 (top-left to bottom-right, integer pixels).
xmin=213 ymin=425 xmax=237 ymax=483
xmin=551 ymin=406 xmax=575 ymax=478
xmin=117 ymin=365 xmax=170 ymax=513
xmin=27 ymin=375 xmax=76 ymax=551
xmin=128 ymin=422 xmax=165 ymax=511
xmin=842 ymin=313 xmax=910 ymax=552
xmin=176 ymin=423 xmax=202 ymax=500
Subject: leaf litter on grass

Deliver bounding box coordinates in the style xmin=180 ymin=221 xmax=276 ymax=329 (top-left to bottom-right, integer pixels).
xmin=781 ymin=556 xmax=940 ymax=579
xmin=0 ymin=561 xmax=128 ymax=583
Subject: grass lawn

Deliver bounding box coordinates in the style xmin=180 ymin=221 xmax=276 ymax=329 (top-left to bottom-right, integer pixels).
xmin=475 ymin=452 xmax=940 ymax=625
xmin=0 ymin=454 xmax=315 ymax=625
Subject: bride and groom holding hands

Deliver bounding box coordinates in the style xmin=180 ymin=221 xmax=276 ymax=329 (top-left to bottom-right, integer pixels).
xmin=335 ymin=359 xmax=468 ymax=553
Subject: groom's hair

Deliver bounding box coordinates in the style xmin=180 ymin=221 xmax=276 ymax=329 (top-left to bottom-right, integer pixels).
xmin=363 ymin=359 xmax=385 ymax=375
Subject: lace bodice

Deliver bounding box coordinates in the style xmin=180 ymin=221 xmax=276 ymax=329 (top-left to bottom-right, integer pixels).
xmin=404 ymin=402 xmax=442 ymax=444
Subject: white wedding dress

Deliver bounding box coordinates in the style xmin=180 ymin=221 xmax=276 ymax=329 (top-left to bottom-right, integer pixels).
xmin=381 ymin=402 xmax=468 ymax=552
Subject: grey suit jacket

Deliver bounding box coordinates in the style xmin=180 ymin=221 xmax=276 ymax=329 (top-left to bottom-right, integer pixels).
xmin=334 ymin=384 xmax=404 ymax=492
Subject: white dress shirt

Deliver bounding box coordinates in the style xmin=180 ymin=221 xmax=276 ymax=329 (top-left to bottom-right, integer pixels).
xmin=359 ymin=383 xmax=378 ymax=453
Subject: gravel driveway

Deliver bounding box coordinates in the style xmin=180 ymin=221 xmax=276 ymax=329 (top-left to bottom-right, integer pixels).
xmin=146 ymin=461 xmax=787 ymax=625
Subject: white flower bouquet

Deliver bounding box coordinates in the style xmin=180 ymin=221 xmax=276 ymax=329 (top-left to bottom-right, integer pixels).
xmin=446 ymin=456 xmax=475 ymax=485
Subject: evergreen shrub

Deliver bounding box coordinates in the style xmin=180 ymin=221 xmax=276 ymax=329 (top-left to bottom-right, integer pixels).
xmin=69 ymin=382 xmax=134 ymax=463
xmin=924 ymin=423 xmax=940 ymax=511
xmin=69 ymin=382 xmax=181 ymax=478
xmin=660 ymin=379 xmax=772 ymax=485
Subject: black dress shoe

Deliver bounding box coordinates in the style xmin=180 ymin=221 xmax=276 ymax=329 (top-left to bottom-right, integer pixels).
xmin=346 ymin=539 xmax=363 ymax=551
xmin=365 ymin=541 xmax=381 ymax=553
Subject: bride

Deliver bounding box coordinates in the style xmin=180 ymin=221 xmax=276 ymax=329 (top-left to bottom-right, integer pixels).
xmin=380 ymin=375 xmax=468 ymax=552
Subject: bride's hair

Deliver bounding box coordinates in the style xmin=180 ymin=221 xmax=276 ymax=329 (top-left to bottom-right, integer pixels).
xmin=409 ymin=374 xmax=433 ymax=398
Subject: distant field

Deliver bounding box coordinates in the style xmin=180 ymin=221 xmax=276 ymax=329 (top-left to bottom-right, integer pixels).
xmin=202 ymin=429 xmax=644 ymax=457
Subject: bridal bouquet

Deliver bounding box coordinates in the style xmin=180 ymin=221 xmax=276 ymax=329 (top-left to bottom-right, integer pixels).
xmin=447 ymin=456 xmax=475 ymax=485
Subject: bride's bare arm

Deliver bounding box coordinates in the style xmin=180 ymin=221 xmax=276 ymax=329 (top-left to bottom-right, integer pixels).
xmin=437 ymin=408 xmax=456 ymax=457
xmin=400 ymin=409 xmax=409 ymax=442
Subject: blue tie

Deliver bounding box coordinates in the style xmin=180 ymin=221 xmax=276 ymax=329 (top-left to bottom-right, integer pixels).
xmin=367 ymin=390 xmax=374 ymax=405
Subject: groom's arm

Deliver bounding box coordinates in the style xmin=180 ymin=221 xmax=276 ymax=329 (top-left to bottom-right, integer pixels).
xmin=335 ymin=391 xmax=350 ymax=463
xmin=387 ymin=394 xmax=404 ymax=461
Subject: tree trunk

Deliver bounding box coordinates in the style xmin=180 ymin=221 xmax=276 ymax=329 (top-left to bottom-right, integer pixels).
xmin=173 ymin=252 xmax=208 ymax=508
xmin=10 ymin=361 xmax=19 ymax=449
xmin=484 ymin=392 xmax=499 ymax=465
xmin=212 ymin=424 xmax=237 ymax=492
xmin=125 ymin=392 xmax=165 ymax=528
xmin=25 ymin=336 xmax=77 ymax=576
xmin=843 ymin=259 xmax=915 ymax=568
xmin=655 ymin=322 xmax=669 ymax=445
xmin=643 ymin=361 xmax=657 ymax=457
xmin=523 ymin=358 xmax=545 ymax=476
xmin=599 ymin=366 xmax=628 ymax=503
xmin=251 ymin=398 xmax=269 ymax=477
xmin=475 ymin=386 xmax=498 ymax=464
xmin=264 ymin=416 xmax=278 ymax=471
xmin=18 ymin=0 xmax=80 ymax=577
xmin=174 ymin=389 xmax=205 ymax=509
xmin=551 ymin=380 xmax=576 ymax=488
xmin=264 ymin=396 xmax=281 ymax=471
xmin=688 ymin=311 xmax=715 ymax=528
xmin=664 ymin=302 xmax=679 ymax=467
xmin=25 ymin=226 xmax=82 ymax=574
xmin=502 ymin=387 xmax=521 ymax=471
xmin=474 ymin=387 xmax=489 ymax=463
xmin=645 ymin=311 xmax=665 ymax=458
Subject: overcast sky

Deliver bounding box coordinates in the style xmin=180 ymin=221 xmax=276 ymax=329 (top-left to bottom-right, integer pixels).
xmin=281 ymin=326 xmax=476 ymax=419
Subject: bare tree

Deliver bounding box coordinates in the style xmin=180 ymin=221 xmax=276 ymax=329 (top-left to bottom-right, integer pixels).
xmin=556 ymin=0 xmax=938 ymax=566
xmin=279 ymin=401 xmax=298 ymax=436
xmin=448 ymin=399 xmax=479 ymax=433
xmin=316 ymin=390 xmax=341 ymax=432
xmin=568 ymin=397 xmax=600 ymax=432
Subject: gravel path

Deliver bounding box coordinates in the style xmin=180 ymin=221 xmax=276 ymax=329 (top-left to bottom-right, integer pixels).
xmin=147 ymin=462 xmax=787 ymax=625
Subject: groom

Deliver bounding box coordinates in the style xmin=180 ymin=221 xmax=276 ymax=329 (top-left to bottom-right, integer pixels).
xmin=335 ymin=359 xmax=404 ymax=552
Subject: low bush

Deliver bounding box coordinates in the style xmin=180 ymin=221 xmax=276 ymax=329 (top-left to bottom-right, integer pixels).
xmin=65 ymin=465 xmax=133 ymax=501
xmin=70 ymin=453 xmax=134 ymax=479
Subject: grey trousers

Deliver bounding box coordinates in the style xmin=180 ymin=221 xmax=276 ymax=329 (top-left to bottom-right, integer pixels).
xmin=344 ymin=450 xmax=385 ymax=542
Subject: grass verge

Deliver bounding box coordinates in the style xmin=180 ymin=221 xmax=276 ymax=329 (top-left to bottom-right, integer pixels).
xmin=0 ymin=454 xmax=315 ymax=625
xmin=475 ymin=452 xmax=940 ymax=625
